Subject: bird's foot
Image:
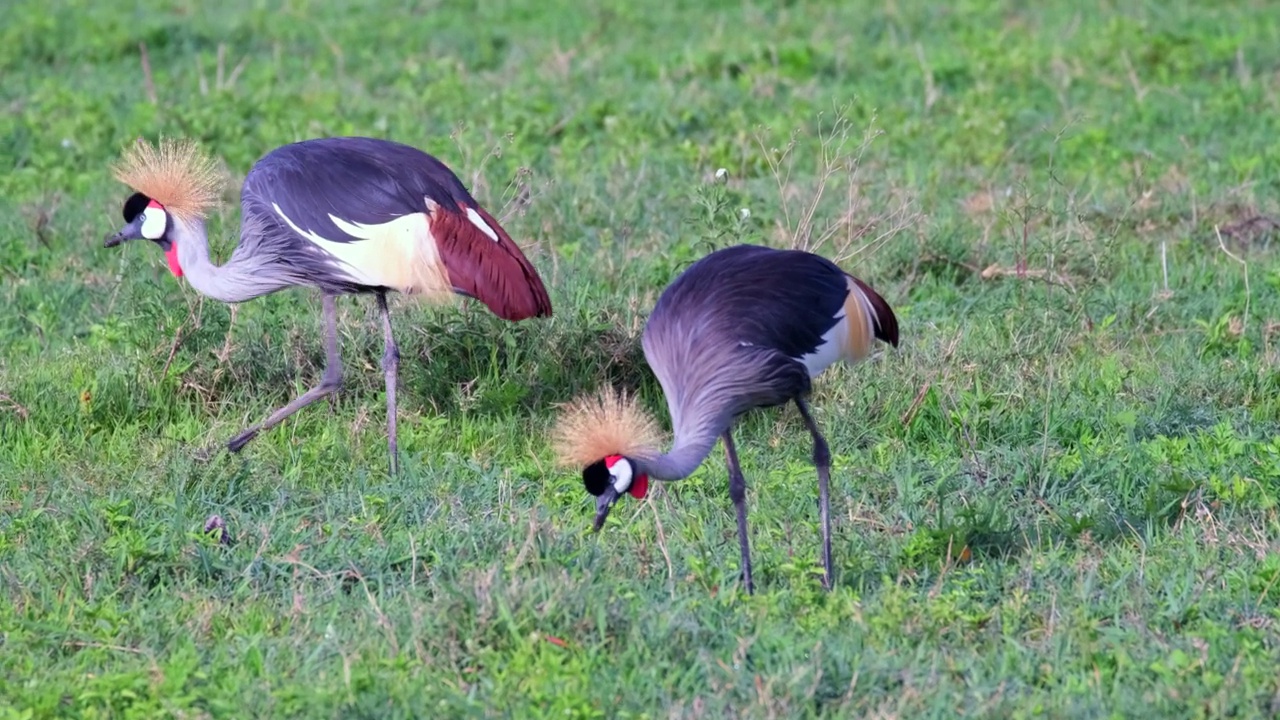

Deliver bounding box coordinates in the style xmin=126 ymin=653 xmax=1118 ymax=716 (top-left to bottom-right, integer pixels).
xmin=227 ymin=428 xmax=260 ymax=453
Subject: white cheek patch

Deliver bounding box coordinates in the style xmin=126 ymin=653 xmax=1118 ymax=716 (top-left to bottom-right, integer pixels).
xmin=609 ymin=460 xmax=633 ymax=494
xmin=140 ymin=207 xmax=167 ymax=240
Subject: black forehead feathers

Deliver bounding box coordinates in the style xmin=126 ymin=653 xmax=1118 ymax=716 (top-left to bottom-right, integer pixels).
xmin=122 ymin=192 xmax=151 ymax=222
xmin=583 ymin=459 xmax=611 ymax=497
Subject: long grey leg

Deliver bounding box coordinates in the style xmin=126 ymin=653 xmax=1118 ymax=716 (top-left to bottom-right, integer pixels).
xmin=376 ymin=291 xmax=400 ymax=477
xmin=228 ymin=293 xmax=343 ymax=452
xmin=795 ymin=397 xmax=833 ymax=590
xmin=722 ymin=429 xmax=754 ymax=594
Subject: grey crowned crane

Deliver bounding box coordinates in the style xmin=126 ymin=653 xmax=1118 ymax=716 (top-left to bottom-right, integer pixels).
xmin=551 ymin=244 xmax=898 ymax=593
xmin=104 ymin=136 xmax=552 ymax=475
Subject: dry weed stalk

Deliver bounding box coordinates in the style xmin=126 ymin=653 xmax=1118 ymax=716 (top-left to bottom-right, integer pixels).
xmin=753 ymin=102 xmax=921 ymax=266
xmin=1215 ymin=224 xmax=1252 ymax=334
xmin=449 ymin=123 xmax=551 ymax=254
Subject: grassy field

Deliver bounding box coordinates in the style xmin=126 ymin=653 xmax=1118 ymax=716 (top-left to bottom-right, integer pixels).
xmin=3 ymin=0 xmax=1280 ymax=716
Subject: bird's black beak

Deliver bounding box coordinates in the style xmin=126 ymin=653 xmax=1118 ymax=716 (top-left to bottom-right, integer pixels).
xmin=593 ymin=487 xmax=620 ymax=532
xmin=104 ymin=216 xmax=147 ymax=248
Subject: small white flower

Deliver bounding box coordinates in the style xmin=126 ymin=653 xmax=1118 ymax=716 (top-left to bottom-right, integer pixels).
xmin=739 ymin=207 xmax=751 ymax=220
xmin=715 ymin=168 xmax=728 ymax=181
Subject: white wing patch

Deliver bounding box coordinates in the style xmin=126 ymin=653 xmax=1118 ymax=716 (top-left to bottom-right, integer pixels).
xmin=465 ymin=207 xmax=500 ymax=242
xmin=272 ymin=203 xmax=330 ymax=245
xmin=797 ymin=307 xmax=850 ymax=379
xmin=796 ymin=277 xmax=880 ymax=378
xmin=272 ymin=202 xmax=451 ymax=296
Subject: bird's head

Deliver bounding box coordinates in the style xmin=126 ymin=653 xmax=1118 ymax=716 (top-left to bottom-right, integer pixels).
xmin=105 ymin=192 xmax=183 ymax=277
xmin=104 ymin=137 xmax=222 ymax=279
xmin=550 ymin=388 xmax=664 ymax=533
xmin=582 ymin=454 xmax=649 ymax=531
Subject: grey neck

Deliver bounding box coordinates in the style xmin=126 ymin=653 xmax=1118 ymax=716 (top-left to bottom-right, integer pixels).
xmin=172 ymin=216 xmax=292 ymax=303
xmin=634 ymin=431 xmax=720 ymax=482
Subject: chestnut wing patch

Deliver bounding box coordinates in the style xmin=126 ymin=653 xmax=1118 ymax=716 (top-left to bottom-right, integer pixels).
xmin=239 ymin=137 xmax=552 ymax=314
xmin=428 ymin=200 xmax=553 ymax=322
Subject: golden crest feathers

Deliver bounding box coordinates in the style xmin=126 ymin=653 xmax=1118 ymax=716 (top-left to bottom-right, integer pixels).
xmin=111 ymin=137 xmax=223 ymax=221
xmin=550 ymin=387 xmax=664 ymax=468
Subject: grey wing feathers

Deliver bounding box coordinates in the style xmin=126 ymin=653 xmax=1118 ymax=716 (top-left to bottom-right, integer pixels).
xmin=652 ymin=245 xmax=850 ymax=360
xmin=648 ymin=243 xmax=899 ymax=359
xmin=233 ymin=136 xmax=478 ymax=294
xmin=241 ymin=136 xmax=476 ymax=246
xmin=641 ymin=245 xmax=850 ymax=441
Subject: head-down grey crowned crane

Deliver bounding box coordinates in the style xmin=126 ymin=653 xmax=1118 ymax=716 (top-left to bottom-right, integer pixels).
xmin=551 ymin=243 xmax=898 ymax=593
xmin=104 ymin=136 xmax=552 ymax=475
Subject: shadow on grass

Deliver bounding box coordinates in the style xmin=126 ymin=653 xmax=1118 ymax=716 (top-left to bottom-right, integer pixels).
xmin=164 ymin=294 xmax=663 ymax=426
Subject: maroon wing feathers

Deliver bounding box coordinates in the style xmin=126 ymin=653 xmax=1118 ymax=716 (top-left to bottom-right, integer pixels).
xmin=430 ymin=203 xmax=553 ymax=321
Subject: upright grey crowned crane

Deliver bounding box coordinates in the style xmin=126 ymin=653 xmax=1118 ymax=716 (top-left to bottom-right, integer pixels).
xmin=552 ymin=244 xmax=898 ymax=593
xmin=104 ymin=137 xmax=552 ymax=475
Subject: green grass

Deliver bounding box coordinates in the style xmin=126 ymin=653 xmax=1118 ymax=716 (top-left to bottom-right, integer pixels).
xmin=3 ymin=0 xmax=1280 ymax=716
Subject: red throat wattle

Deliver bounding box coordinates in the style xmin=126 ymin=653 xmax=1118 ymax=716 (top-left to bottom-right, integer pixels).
xmin=604 ymin=454 xmax=649 ymax=499
xmin=164 ymin=243 xmax=183 ymax=277
xmin=146 ymin=199 xmax=182 ymax=278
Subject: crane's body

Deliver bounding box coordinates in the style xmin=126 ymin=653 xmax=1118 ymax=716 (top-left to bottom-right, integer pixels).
xmin=553 ymin=244 xmax=898 ymax=593
xmin=106 ymin=137 xmax=552 ymax=474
